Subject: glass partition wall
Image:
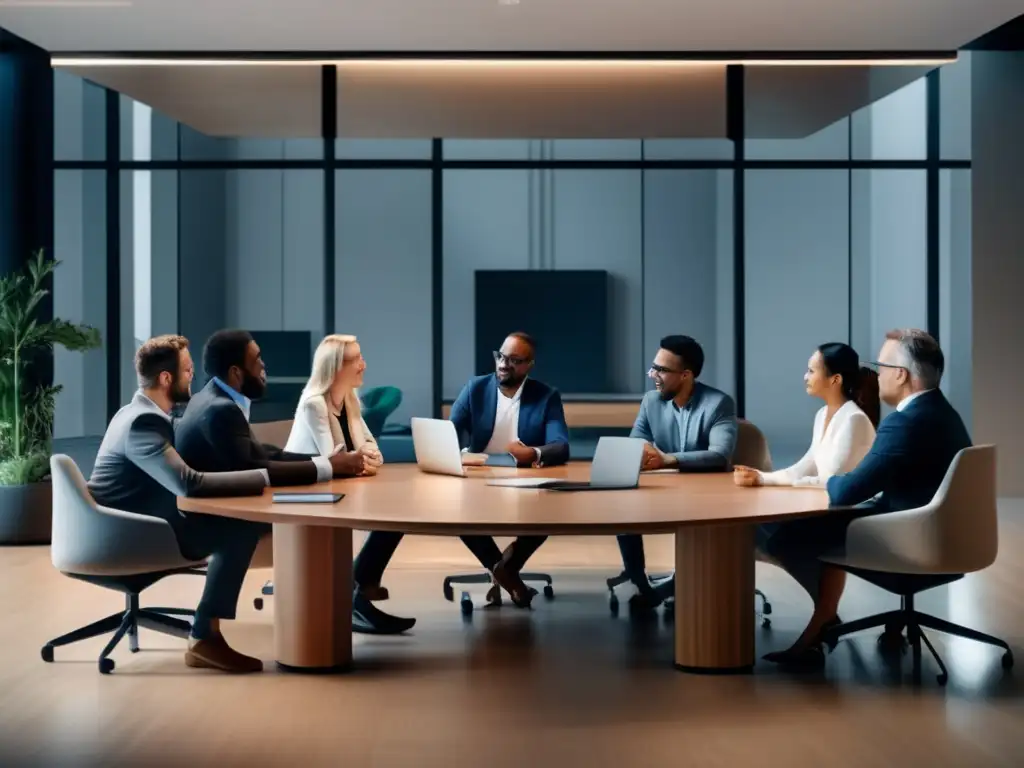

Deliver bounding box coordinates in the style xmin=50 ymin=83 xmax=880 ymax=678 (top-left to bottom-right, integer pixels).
xmin=50 ymin=60 xmax=973 ymax=458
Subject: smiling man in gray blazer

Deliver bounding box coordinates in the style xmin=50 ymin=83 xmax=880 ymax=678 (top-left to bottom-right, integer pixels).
xmin=618 ymin=334 xmax=738 ymax=614
xmin=88 ymin=335 xmax=276 ymax=673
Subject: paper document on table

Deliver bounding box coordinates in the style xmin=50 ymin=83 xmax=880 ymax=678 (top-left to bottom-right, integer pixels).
xmin=486 ymin=478 xmax=555 ymax=488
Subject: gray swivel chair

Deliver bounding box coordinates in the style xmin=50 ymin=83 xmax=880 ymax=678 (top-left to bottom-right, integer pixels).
xmin=606 ymin=418 xmax=774 ymax=626
xmin=820 ymin=445 xmax=1014 ymax=685
xmin=41 ymin=455 xmax=206 ymax=674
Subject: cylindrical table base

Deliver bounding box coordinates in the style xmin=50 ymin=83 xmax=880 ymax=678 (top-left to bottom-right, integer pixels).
xmin=673 ymin=523 xmax=755 ymax=672
xmin=272 ymin=523 xmax=353 ymax=673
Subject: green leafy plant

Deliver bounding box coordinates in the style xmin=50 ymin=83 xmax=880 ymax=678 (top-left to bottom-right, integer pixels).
xmin=0 ymin=250 xmax=102 ymax=486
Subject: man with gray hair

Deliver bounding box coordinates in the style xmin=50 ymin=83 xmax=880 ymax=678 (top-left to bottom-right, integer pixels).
xmin=759 ymin=328 xmax=971 ymax=666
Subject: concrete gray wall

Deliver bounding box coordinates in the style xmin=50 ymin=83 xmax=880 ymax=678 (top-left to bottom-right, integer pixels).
xmin=971 ymin=52 xmax=1024 ymax=496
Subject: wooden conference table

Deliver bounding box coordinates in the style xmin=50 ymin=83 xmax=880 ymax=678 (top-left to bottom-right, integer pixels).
xmin=179 ymin=464 xmax=831 ymax=674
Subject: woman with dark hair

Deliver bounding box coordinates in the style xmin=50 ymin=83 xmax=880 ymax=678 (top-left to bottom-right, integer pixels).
xmin=734 ymin=342 xmax=880 ymax=666
xmin=734 ymin=342 xmax=879 ymax=488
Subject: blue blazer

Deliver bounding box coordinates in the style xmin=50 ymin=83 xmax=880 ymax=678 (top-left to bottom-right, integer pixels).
xmin=827 ymin=389 xmax=971 ymax=513
xmin=449 ymin=375 xmax=570 ymax=466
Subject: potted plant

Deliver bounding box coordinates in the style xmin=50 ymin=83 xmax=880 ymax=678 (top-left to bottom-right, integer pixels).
xmin=0 ymin=250 xmax=101 ymax=544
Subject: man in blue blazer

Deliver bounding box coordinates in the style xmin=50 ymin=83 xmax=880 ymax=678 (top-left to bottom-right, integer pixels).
xmin=449 ymin=332 xmax=570 ymax=607
xmin=762 ymin=329 xmax=971 ymax=665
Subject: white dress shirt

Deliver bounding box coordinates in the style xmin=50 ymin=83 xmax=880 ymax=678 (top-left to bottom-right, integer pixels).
xmin=759 ymin=400 xmax=876 ymax=487
xmin=483 ymin=380 xmax=525 ymax=455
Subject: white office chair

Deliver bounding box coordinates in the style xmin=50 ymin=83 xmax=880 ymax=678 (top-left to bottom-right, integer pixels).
xmin=41 ymin=455 xmax=206 ymax=674
xmin=607 ymin=419 xmax=774 ymax=625
xmin=820 ymin=445 xmax=1014 ymax=685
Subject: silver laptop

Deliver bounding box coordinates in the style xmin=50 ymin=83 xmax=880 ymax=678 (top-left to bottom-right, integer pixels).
xmin=486 ymin=436 xmax=646 ymax=491
xmin=410 ymin=417 xmax=467 ymax=477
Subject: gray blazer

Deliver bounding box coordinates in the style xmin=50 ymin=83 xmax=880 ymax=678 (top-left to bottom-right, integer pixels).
xmin=87 ymin=391 xmax=268 ymax=534
xmin=630 ymin=382 xmax=738 ymax=471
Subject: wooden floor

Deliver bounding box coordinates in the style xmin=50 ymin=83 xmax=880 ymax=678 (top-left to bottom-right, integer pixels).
xmin=3 ymin=506 xmax=1023 ymax=767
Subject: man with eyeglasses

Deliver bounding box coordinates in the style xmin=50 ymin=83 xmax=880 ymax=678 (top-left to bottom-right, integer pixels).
xmin=618 ymin=334 xmax=738 ymax=614
xmin=448 ymin=332 xmax=570 ymax=608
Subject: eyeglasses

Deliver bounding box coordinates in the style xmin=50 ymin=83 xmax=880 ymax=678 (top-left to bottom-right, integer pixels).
xmin=493 ymin=351 xmax=531 ymax=367
xmin=649 ymin=364 xmax=683 ymax=375
xmin=867 ymin=361 xmax=908 ymax=371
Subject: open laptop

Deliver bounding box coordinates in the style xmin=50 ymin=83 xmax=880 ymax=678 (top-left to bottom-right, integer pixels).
xmin=410 ymin=417 xmax=467 ymax=477
xmin=486 ymin=436 xmax=646 ymax=491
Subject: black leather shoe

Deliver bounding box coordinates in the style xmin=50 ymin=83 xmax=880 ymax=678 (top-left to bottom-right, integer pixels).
xmin=628 ymin=581 xmax=663 ymax=617
xmin=352 ymin=591 xmax=415 ymax=635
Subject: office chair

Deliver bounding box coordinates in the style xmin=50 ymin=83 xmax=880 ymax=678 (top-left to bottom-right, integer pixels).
xmin=443 ymin=569 xmax=555 ymax=616
xmin=606 ymin=419 xmax=775 ymax=627
xmin=41 ymin=455 xmax=206 ymax=674
xmin=360 ymin=386 xmax=403 ymax=438
xmin=820 ymin=445 xmax=1014 ymax=685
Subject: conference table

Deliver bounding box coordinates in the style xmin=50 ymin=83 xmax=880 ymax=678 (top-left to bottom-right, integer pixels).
xmin=178 ymin=463 xmax=832 ymax=674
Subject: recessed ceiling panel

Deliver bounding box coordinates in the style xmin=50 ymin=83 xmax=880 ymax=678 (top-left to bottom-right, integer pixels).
xmin=2 ymin=0 xmax=1022 ymax=52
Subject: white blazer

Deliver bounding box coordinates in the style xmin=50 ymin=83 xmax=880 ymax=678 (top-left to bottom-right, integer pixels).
xmin=759 ymin=400 xmax=875 ymax=487
xmin=284 ymin=392 xmax=381 ymax=471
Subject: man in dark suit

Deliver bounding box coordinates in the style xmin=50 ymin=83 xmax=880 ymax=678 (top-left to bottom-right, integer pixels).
xmin=174 ymin=329 xmax=414 ymax=635
xmin=89 ymin=335 xmax=276 ymax=673
xmin=762 ymin=328 xmax=971 ymax=664
xmin=448 ymin=331 xmax=570 ymax=607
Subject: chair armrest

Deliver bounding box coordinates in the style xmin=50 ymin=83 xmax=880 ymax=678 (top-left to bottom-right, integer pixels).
xmin=52 ymin=503 xmax=199 ymax=577
xmin=828 ymin=506 xmax=940 ymax=573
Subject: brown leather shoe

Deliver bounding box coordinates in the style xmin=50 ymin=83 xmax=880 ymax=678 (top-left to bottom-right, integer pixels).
xmin=185 ymin=634 xmax=263 ymax=673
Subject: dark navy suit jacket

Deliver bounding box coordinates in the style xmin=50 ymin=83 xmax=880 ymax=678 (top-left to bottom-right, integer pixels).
xmin=827 ymin=388 xmax=971 ymax=513
xmin=449 ymin=375 xmax=570 ymax=467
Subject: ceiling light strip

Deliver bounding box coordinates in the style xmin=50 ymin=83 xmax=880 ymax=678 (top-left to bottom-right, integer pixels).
xmin=50 ymin=56 xmax=957 ymax=68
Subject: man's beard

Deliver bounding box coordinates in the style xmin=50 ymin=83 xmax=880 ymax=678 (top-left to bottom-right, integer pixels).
xmin=497 ymin=369 xmax=524 ymax=389
xmin=170 ymin=380 xmax=192 ymax=404
xmin=655 ymin=382 xmax=677 ymax=401
xmin=239 ymin=371 xmax=266 ymax=401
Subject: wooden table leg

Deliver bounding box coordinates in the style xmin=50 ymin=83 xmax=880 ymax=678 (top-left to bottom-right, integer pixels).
xmin=272 ymin=523 xmax=353 ymax=673
xmin=673 ymin=523 xmax=755 ymax=673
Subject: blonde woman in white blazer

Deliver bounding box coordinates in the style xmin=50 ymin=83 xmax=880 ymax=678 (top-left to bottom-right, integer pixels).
xmin=285 ymin=334 xmax=415 ymax=636
xmin=285 ymin=334 xmax=382 ymax=471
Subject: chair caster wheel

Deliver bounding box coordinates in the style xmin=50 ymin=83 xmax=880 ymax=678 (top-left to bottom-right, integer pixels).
xmin=1002 ymin=651 xmax=1014 ymax=669
xmin=608 ymin=594 xmax=619 ymax=617
xmin=41 ymin=644 xmax=54 ymax=663
xmin=99 ymin=658 xmax=115 ymax=674
xmin=543 ymin=585 xmax=555 ymax=600
xmin=937 ymin=672 xmax=949 ymax=685
xmin=762 ymin=617 xmax=772 ymax=629
xmin=130 ymin=646 xmax=140 ymax=654
xmin=460 ymin=591 xmax=473 ymax=617
xmin=253 ymin=597 xmax=264 ymax=611
xmin=762 ymin=602 xmax=772 ymax=616
xmin=443 ymin=582 xmax=454 ymax=602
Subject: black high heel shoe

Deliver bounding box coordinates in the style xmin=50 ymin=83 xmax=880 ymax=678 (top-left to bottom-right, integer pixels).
xmin=763 ymin=617 xmax=843 ymax=667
